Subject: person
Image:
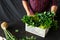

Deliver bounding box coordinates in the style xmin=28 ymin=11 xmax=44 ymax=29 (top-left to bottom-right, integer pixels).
xmin=22 ymin=0 xmax=58 ymax=16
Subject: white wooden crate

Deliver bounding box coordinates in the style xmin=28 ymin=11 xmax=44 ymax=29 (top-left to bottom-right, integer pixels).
xmin=25 ymin=24 xmax=49 ymax=37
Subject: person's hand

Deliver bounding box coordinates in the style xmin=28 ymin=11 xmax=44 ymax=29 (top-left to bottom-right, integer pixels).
xmin=51 ymin=5 xmax=58 ymax=16
xmin=27 ymin=12 xmax=34 ymax=16
xmin=27 ymin=13 xmax=34 ymax=16
xmin=1 ymin=22 xmax=8 ymax=30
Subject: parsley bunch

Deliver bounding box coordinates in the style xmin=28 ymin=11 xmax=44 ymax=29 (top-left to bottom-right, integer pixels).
xmin=22 ymin=11 xmax=58 ymax=29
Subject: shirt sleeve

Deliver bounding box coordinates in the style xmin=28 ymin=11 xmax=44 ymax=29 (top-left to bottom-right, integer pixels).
xmin=52 ymin=0 xmax=57 ymax=6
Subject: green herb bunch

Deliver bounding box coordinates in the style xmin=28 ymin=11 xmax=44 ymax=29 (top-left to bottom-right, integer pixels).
xmin=22 ymin=11 xmax=58 ymax=29
xmin=3 ymin=29 xmax=36 ymax=40
xmin=21 ymin=36 xmax=36 ymax=40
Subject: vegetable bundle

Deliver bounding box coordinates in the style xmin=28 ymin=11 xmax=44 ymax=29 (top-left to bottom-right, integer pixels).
xmin=3 ymin=30 xmax=36 ymax=40
xmin=4 ymin=29 xmax=17 ymax=40
xmin=22 ymin=11 xmax=58 ymax=29
xmin=21 ymin=36 xmax=36 ymax=40
xmin=1 ymin=22 xmax=36 ymax=40
xmin=1 ymin=22 xmax=17 ymax=40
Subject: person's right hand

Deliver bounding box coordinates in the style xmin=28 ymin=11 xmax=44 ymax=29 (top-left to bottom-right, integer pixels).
xmin=27 ymin=13 xmax=34 ymax=16
xmin=27 ymin=11 xmax=34 ymax=16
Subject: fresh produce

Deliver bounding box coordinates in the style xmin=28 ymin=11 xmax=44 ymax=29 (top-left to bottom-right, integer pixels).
xmin=22 ymin=11 xmax=58 ymax=29
xmin=1 ymin=22 xmax=17 ymax=40
xmin=1 ymin=22 xmax=36 ymax=40
xmin=21 ymin=36 xmax=36 ymax=40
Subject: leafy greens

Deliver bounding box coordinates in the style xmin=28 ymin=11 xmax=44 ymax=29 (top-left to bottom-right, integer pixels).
xmin=22 ymin=11 xmax=58 ymax=29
